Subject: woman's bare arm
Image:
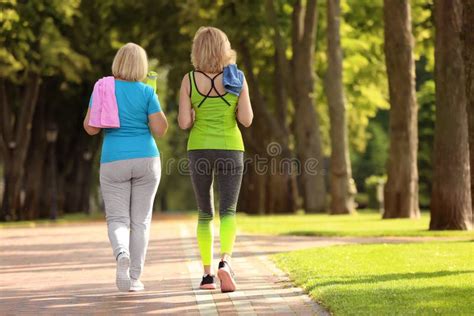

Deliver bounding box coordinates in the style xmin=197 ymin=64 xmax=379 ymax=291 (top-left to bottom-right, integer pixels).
xmin=178 ymin=74 xmax=194 ymax=130
xmin=83 ymin=107 xmax=101 ymax=135
xmin=236 ymin=78 xmax=253 ymax=127
xmin=149 ymin=111 xmax=168 ymax=138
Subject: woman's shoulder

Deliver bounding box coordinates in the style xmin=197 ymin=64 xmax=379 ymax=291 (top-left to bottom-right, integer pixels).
xmin=131 ymin=81 xmax=149 ymax=89
xmin=181 ymin=72 xmax=193 ymax=87
xmin=182 ymin=71 xmax=193 ymax=81
xmin=116 ymin=80 xmax=154 ymax=98
xmin=133 ymin=81 xmax=153 ymax=94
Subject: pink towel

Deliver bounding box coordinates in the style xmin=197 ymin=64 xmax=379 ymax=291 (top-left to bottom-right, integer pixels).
xmin=89 ymin=76 xmax=120 ymax=128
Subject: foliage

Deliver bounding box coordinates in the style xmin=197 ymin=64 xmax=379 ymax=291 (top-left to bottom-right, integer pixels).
xmin=274 ymin=241 xmax=474 ymax=315
xmin=0 ymin=0 xmax=439 ymax=214
xmin=341 ymin=0 xmax=389 ymax=152
xmin=0 ymin=0 xmax=90 ymax=82
xmin=351 ymin=114 xmax=389 ymax=192
xmin=364 ymin=174 xmax=386 ymax=188
xmin=412 ymin=0 xmax=434 ymax=73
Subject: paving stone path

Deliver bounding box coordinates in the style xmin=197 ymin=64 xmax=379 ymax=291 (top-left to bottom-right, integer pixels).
xmin=0 ymin=217 xmax=461 ymax=315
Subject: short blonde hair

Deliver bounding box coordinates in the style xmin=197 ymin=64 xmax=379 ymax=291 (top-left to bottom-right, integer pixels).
xmin=191 ymin=26 xmax=236 ymax=73
xmin=112 ymin=43 xmax=148 ymax=81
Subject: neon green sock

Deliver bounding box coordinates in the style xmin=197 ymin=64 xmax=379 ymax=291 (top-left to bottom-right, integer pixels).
xmin=220 ymin=211 xmax=237 ymax=256
xmin=197 ymin=211 xmax=213 ymax=266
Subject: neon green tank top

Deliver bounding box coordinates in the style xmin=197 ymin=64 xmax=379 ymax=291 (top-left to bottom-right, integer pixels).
xmin=187 ymin=71 xmax=245 ymax=151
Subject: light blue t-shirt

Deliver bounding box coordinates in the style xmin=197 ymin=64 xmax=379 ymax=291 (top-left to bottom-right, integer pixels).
xmin=89 ymin=80 xmax=162 ymax=163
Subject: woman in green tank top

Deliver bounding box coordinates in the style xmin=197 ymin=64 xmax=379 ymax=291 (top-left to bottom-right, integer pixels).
xmin=178 ymin=26 xmax=253 ymax=293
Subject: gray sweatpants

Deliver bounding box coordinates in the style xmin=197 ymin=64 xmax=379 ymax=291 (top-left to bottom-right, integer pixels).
xmin=100 ymin=157 xmax=161 ymax=280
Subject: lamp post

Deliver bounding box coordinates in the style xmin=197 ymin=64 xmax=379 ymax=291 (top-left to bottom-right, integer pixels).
xmin=46 ymin=127 xmax=58 ymax=220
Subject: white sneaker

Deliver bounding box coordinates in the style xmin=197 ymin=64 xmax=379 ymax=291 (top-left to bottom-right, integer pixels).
xmin=116 ymin=252 xmax=131 ymax=292
xmin=129 ymin=279 xmax=145 ymax=292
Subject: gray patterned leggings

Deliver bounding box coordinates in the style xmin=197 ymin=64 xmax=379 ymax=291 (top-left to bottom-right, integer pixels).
xmin=188 ymin=150 xmax=244 ymax=263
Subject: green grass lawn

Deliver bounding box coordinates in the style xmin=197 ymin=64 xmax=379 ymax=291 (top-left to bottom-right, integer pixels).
xmin=237 ymin=211 xmax=474 ymax=237
xmin=274 ymin=241 xmax=474 ymax=315
xmin=0 ymin=212 xmax=105 ymax=228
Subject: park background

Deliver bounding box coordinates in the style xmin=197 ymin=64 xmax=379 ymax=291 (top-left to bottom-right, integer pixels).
xmin=3 ymin=0 xmax=472 ymax=225
xmin=1 ymin=1 xmax=473 ymax=315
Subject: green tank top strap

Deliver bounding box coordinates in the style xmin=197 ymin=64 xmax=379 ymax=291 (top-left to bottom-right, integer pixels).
xmin=188 ymin=70 xmax=195 ymax=98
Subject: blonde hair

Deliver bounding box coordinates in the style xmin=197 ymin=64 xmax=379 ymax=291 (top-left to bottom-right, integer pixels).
xmin=112 ymin=43 xmax=148 ymax=81
xmin=191 ymin=26 xmax=236 ymax=73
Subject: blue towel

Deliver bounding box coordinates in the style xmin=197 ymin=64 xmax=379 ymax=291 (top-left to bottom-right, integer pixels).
xmin=223 ymin=64 xmax=244 ymax=96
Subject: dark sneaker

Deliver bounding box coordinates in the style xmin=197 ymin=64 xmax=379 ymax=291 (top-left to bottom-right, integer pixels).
xmin=217 ymin=260 xmax=236 ymax=293
xmin=200 ymin=274 xmax=217 ymax=290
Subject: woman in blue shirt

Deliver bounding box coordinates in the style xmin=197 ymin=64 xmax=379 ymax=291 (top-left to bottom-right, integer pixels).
xmin=83 ymin=43 xmax=168 ymax=292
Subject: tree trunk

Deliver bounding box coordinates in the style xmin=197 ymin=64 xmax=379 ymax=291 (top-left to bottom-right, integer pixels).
xmin=23 ymin=94 xmax=48 ymax=220
xmin=63 ymin=145 xmax=98 ymax=214
xmin=290 ymin=0 xmax=327 ymax=213
xmin=382 ymin=0 xmax=420 ymax=218
xmin=266 ymin=0 xmax=291 ymax=126
xmin=237 ymin=41 xmax=298 ymax=214
xmin=326 ymin=0 xmax=356 ymax=215
xmin=1 ymin=160 xmax=22 ymax=221
xmin=430 ymin=0 xmax=472 ymax=230
xmin=462 ymin=0 xmax=474 ymax=217
xmin=0 ymin=75 xmax=41 ymax=221
xmin=265 ymin=0 xmax=300 ymax=213
xmin=238 ymin=166 xmax=267 ymax=215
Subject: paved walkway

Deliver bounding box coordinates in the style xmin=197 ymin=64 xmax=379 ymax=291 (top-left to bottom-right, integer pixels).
xmin=0 ymin=218 xmax=461 ymax=315
xmin=1 ymin=218 xmax=328 ymax=315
